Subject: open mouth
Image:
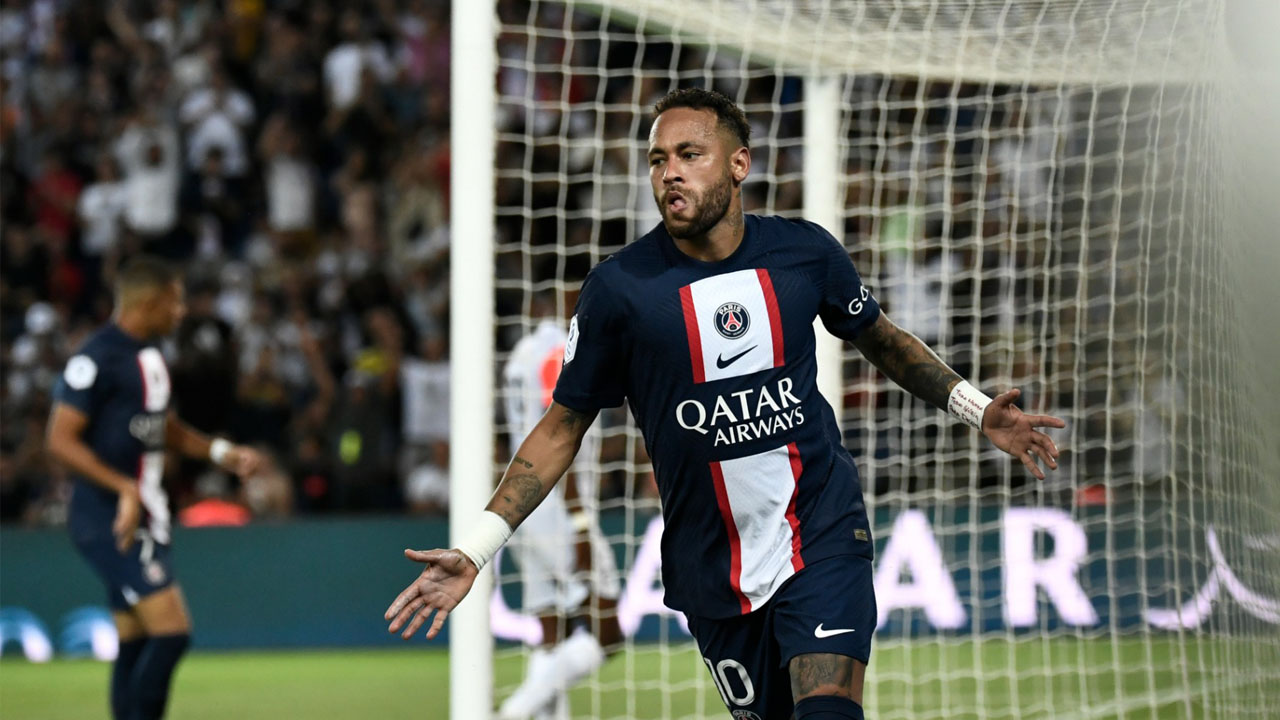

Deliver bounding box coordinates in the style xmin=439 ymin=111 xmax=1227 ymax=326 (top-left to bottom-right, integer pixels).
xmin=666 ymin=191 xmax=688 ymax=214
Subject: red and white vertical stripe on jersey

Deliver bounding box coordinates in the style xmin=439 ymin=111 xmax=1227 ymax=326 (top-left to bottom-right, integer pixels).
xmin=679 ymin=285 xmax=706 ymax=383
xmin=708 ymin=461 xmax=749 ymax=614
xmin=709 ymin=442 xmax=805 ymax=614
xmin=135 ymin=348 xmax=172 ymax=543
xmin=680 ymin=268 xmax=785 ymax=384
xmin=135 ymin=348 xmax=171 ymax=413
xmin=137 ymin=451 xmax=170 ymax=544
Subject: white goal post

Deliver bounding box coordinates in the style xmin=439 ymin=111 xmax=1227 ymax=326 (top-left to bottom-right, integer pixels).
xmin=449 ymin=2 xmax=1280 ymax=719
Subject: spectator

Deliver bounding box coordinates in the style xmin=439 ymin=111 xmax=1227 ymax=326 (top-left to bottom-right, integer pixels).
xmin=180 ymin=146 xmax=249 ymax=256
xmin=258 ymin=114 xmax=318 ymax=259
xmin=114 ymin=104 xmax=184 ymax=257
xmin=179 ymin=66 xmax=255 ymax=177
xmin=323 ymin=8 xmax=394 ymax=113
xmin=27 ymin=148 xmax=82 ymax=250
xmin=77 ymin=155 xmax=128 ymax=263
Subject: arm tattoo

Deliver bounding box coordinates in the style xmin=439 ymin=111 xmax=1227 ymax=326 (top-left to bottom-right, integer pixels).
xmin=790 ymin=653 xmax=855 ymax=699
xmin=558 ymin=405 xmax=591 ymax=433
xmin=493 ymin=472 xmax=543 ymax=528
xmin=511 ymin=455 xmax=533 ymax=469
xmin=855 ymin=316 xmax=961 ymax=411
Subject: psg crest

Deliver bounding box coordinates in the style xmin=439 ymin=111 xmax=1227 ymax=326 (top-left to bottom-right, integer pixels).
xmin=714 ymin=302 xmax=750 ymax=339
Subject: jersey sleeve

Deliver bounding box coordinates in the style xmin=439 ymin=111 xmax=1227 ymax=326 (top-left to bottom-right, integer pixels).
xmin=552 ymin=268 xmax=629 ymax=411
xmin=52 ymin=351 xmax=103 ymax=415
xmin=816 ymin=227 xmax=881 ymax=342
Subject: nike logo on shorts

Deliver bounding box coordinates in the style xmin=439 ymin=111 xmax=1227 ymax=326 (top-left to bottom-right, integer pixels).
xmin=813 ymin=623 xmax=857 ymax=638
xmin=715 ymin=345 xmax=757 ymax=369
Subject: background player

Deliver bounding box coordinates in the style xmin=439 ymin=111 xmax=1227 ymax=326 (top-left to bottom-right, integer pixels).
xmin=386 ymin=89 xmax=1065 ymax=719
xmin=46 ymin=255 xmax=262 ymax=720
xmin=496 ymin=292 xmax=622 ymax=720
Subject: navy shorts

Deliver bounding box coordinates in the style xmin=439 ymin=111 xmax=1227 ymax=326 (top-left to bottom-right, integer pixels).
xmin=687 ymin=554 xmax=876 ymax=720
xmin=73 ymin=531 xmax=175 ymax=611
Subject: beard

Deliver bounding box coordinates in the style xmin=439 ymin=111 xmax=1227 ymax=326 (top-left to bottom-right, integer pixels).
xmin=660 ymin=171 xmax=734 ymax=240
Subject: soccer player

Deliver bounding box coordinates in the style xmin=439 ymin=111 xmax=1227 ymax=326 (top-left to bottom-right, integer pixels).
xmin=46 ymin=255 xmax=262 ymax=720
xmin=386 ymin=88 xmax=1065 ymax=720
xmin=497 ymin=297 xmax=622 ymax=720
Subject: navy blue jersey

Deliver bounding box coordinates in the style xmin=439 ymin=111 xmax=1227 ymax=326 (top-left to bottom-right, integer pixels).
xmin=52 ymin=324 xmax=173 ymax=545
xmin=554 ymin=214 xmax=882 ymax=619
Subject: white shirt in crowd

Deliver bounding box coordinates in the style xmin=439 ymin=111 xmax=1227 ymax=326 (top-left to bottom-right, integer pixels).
xmin=265 ymin=156 xmax=315 ymax=232
xmin=180 ymin=87 xmax=255 ymax=175
xmin=114 ymin=122 xmax=181 ymax=235
xmin=400 ymin=357 xmax=450 ymax=443
xmin=323 ymin=41 xmax=394 ymax=110
xmin=77 ymin=181 xmax=127 ymax=255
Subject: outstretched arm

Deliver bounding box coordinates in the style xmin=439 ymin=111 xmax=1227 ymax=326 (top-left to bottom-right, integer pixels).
xmin=851 ymin=312 xmax=962 ymax=411
xmin=384 ymin=401 xmax=597 ymax=640
xmin=852 ymin=312 xmax=1065 ymax=479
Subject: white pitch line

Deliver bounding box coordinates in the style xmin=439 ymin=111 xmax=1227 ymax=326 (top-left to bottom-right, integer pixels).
xmin=1054 ymin=676 xmax=1259 ymax=720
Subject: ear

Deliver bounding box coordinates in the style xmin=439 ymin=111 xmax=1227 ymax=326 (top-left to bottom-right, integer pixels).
xmin=730 ymin=145 xmax=750 ymax=185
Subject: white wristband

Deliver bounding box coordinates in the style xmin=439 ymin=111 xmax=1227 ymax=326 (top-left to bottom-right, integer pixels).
xmin=455 ymin=511 xmax=514 ymax=571
xmin=209 ymin=438 xmax=233 ymax=464
xmin=948 ymin=380 xmax=993 ymax=431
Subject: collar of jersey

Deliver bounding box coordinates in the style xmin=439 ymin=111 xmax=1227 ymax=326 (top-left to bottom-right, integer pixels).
xmin=660 ymin=213 xmax=756 ymax=269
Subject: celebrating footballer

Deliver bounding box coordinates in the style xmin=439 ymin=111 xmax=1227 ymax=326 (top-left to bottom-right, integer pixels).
xmin=386 ymin=88 xmax=1065 ymax=720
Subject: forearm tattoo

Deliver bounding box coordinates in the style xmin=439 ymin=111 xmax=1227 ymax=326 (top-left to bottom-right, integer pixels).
xmin=857 ymin=317 xmax=961 ymax=411
xmin=492 ymin=472 xmax=543 ymax=528
xmin=488 ymin=405 xmax=594 ymax=528
xmin=790 ymin=653 xmax=855 ymax=698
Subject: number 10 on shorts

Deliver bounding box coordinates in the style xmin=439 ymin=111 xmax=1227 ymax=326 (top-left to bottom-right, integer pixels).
xmin=703 ymin=656 xmax=756 ymax=708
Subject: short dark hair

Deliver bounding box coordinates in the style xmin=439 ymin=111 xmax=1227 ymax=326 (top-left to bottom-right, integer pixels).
xmin=115 ymin=254 xmax=177 ymax=296
xmin=654 ymin=88 xmax=750 ymax=149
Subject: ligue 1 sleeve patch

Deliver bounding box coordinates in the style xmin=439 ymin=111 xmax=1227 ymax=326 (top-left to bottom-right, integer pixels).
xmin=63 ymin=355 xmax=98 ymax=390
xmin=563 ymin=315 xmax=579 ymax=364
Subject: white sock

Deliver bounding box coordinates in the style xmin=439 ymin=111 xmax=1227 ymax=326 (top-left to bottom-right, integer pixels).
xmin=550 ymin=628 xmax=605 ymax=689
xmin=498 ymin=647 xmax=559 ymax=720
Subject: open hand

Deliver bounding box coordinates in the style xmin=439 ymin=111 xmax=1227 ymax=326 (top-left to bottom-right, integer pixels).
xmin=384 ymin=548 xmax=479 ymax=640
xmin=981 ymin=388 xmax=1066 ymax=480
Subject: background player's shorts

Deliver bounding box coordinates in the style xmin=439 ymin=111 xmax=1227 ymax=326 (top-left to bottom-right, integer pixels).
xmin=506 ymin=479 xmax=620 ymax=614
xmin=73 ymin=530 xmax=175 ymax=610
xmin=687 ymin=554 xmax=876 ymax=720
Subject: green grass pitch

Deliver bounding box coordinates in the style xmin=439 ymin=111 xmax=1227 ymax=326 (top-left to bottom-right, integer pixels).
xmin=1 ymin=637 xmax=1273 ymax=719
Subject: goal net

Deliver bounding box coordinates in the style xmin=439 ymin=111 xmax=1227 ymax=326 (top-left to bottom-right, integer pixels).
xmin=457 ymin=1 xmax=1280 ymax=717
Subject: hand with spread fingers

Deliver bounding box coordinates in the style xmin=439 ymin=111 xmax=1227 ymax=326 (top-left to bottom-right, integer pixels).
xmin=384 ymin=548 xmax=479 ymax=640
xmin=981 ymin=388 xmax=1067 ymax=480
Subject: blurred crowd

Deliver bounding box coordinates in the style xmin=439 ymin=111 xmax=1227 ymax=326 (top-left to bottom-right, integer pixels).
xmin=485 ymin=2 xmax=1183 ymax=500
xmin=2 ymin=0 xmax=454 ymax=524
xmin=1 ymin=1 xmax=1180 ymax=526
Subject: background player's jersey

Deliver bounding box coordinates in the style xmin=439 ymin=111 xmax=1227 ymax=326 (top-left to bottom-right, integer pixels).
xmin=554 ymin=214 xmax=881 ymax=619
xmin=502 ymin=319 xmax=600 ymax=479
xmin=52 ymin=324 xmax=173 ymax=545
xmin=501 ymin=319 xmax=619 ymax=613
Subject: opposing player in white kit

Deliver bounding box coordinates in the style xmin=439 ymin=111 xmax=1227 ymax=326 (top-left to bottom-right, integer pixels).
xmin=497 ymin=302 xmax=622 ymax=720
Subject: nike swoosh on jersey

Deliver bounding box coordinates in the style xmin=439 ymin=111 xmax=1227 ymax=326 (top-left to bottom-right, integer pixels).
xmin=813 ymin=623 xmax=857 ymax=638
xmin=715 ymin=345 xmax=758 ymax=369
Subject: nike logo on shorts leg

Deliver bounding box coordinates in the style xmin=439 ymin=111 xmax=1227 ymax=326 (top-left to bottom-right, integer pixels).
xmin=814 ymin=623 xmax=857 ymax=638
xmin=716 ymin=345 xmax=757 ymax=369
